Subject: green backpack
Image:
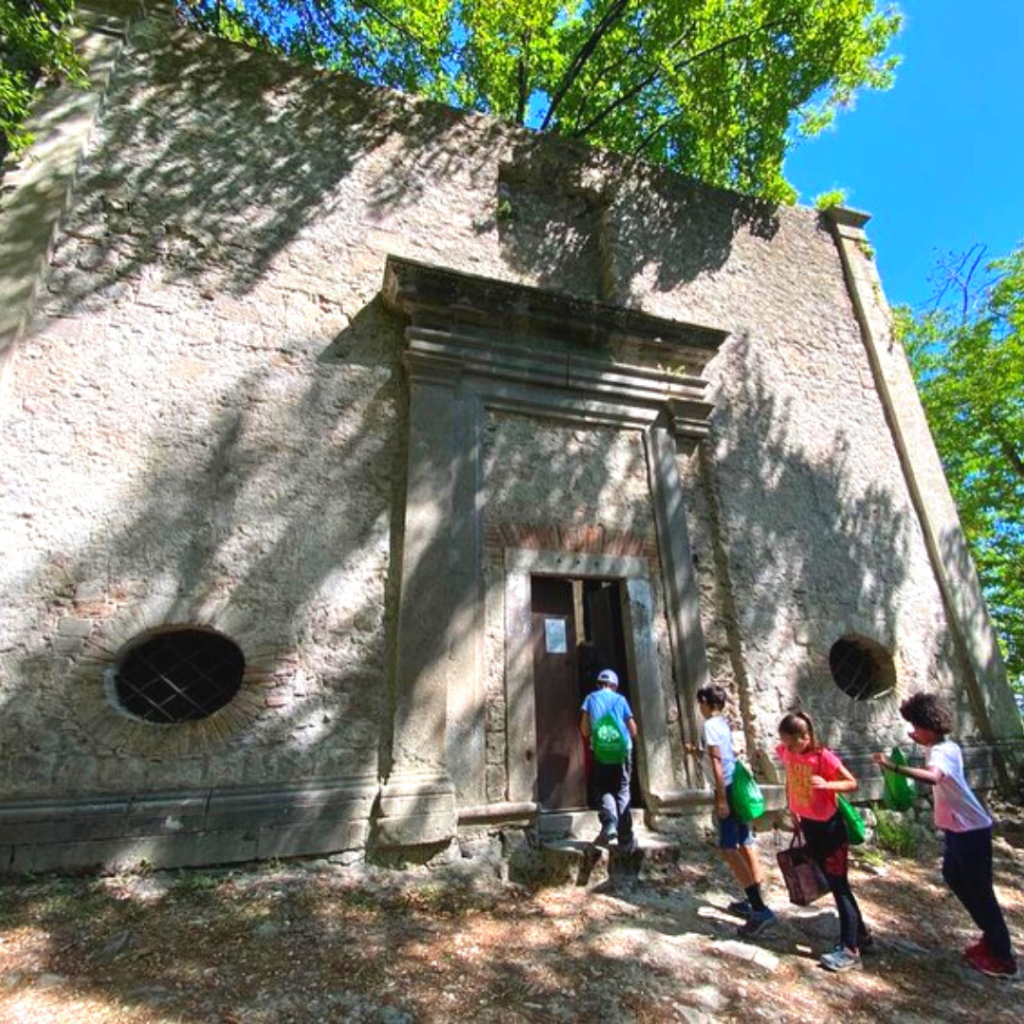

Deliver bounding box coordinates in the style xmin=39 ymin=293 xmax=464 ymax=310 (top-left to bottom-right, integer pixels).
xmin=592 ymin=713 xmax=629 ymax=765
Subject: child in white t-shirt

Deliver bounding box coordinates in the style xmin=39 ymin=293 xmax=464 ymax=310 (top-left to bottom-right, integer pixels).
xmin=874 ymin=692 xmax=1017 ymax=978
xmin=693 ymin=685 xmax=775 ymax=937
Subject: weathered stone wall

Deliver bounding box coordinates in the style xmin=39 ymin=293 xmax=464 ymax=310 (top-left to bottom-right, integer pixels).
xmin=673 ymin=227 xmax=980 ymax=762
xmin=1 ymin=15 xmax=412 ymax=803
xmin=0 ymin=4 xmax=1017 ymax=870
xmin=483 ymin=140 xmax=1007 ymax=769
xmin=483 ymin=418 xmax=654 ymax=537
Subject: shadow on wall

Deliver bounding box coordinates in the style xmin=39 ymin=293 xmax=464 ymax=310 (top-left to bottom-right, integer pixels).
xmin=497 ymin=136 xmax=780 ymax=304
xmin=482 ymin=416 xmax=654 ymax=541
xmin=0 ymin=13 xmax=945 ymax=847
xmin=1 ymin=286 xmax=514 ymax=815
xmin=0 ymin=19 xmax=515 ymax=811
xmin=702 ymin=335 xmax=948 ymax=752
xmin=33 ymin=16 xmax=774 ymax=321
xmin=1 ymin=299 xmax=409 ymax=797
xmin=937 ymin=524 xmax=1019 ymax=741
xmin=1 ymin=16 xmax=771 ymax=802
xmin=41 ymin=21 xmax=509 ymax=314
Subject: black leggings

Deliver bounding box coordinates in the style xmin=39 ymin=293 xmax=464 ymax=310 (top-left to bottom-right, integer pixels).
xmin=801 ymin=813 xmax=868 ymax=951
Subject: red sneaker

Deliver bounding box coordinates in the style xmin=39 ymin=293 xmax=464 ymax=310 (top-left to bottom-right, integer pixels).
xmin=963 ymin=936 xmax=987 ymax=960
xmin=966 ymin=946 xmax=1019 ymax=978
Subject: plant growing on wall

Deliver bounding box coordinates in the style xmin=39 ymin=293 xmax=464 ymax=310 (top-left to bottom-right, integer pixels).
xmin=179 ymin=0 xmax=902 ymax=203
xmin=813 ymin=188 xmax=848 ymax=211
xmin=0 ymin=0 xmax=85 ymax=160
xmin=896 ymin=243 xmax=1024 ymax=700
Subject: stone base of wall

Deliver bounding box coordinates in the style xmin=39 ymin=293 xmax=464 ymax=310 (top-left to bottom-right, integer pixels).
xmin=0 ymin=776 xmax=377 ymax=875
xmin=3 ymin=739 xmax=1018 ymax=877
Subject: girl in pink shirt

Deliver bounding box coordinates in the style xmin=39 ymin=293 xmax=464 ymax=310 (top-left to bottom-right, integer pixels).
xmin=778 ymin=711 xmax=870 ymax=972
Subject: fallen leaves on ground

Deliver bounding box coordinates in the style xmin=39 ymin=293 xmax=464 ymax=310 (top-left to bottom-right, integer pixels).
xmin=1 ymin=809 xmax=1023 ymax=1023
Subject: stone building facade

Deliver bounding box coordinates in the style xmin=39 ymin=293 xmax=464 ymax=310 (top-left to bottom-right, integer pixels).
xmin=0 ymin=3 xmax=1020 ymax=873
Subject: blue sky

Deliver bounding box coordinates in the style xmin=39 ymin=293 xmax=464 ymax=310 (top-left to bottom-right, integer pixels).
xmin=785 ymin=2 xmax=1024 ymax=311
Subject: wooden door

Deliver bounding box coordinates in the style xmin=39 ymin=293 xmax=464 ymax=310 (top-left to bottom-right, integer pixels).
xmin=531 ymin=577 xmax=586 ymax=810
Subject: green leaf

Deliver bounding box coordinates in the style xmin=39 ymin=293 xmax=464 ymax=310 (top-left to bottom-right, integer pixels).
xmin=1 ymin=0 xmax=87 ymax=159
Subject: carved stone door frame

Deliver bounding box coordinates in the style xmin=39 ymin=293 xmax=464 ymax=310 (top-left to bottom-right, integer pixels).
xmin=376 ymin=255 xmax=725 ymax=848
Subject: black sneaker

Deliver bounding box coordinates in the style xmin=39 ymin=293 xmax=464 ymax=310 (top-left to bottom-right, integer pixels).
xmin=727 ymin=899 xmax=753 ymax=918
xmin=737 ymin=908 xmax=776 ymax=937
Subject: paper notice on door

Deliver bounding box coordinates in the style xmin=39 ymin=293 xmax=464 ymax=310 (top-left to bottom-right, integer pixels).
xmin=544 ymin=618 xmax=568 ymax=654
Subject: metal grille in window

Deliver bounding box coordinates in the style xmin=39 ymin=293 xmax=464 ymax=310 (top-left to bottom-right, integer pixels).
xmin=113 ymin=629 xmax=244 ymax=723
xmin=828 ymin=636 xmax=894 ymax=701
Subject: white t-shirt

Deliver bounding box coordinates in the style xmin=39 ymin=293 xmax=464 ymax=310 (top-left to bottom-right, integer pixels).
xmin=702 ymin=715 xmax=737 ymax=786
xmin=926 ymin=739 xmax=992 ymax=832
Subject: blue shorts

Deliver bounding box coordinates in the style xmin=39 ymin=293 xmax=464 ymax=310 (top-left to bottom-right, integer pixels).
xmin=717 ymin=783 xmax=753 ymax=850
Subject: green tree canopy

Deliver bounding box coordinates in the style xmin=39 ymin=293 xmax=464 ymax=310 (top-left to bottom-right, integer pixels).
xmin=0 ymin=0 xmax=84 ymax=160
xmin=897 ymin=244 xmax=1024 ymax=694
xmin=180 ymin=0 xmax=902 ymax=202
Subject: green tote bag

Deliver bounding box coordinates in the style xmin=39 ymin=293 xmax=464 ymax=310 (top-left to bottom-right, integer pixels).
xmin=882 ymin=746 xmax=916 ymax=811
xmin=837 ymin=794 xmax=866 ymax=845
xmin=729 ymin=760 xmax=765 ymax=823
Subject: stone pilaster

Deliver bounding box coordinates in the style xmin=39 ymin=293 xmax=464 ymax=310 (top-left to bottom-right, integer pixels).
xmin=375 ymin=370 xmax=485 ymax=847
xmin=0 ymin=12 xmax=126 ymax=404
xmin=644 ymin=417 xmax=709 ymax=787
xmin=825 ymin=207 xmax=1024 ymax=775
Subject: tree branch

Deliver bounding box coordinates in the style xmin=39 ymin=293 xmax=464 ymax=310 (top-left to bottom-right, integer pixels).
xmin=350 ymin=0 xmax=427 ymax=50
xmin=570 ymin=28 xmax=697 ymax=138
xmin=628 ymin=14 xmax=797 ymax=158
xmin=516 ymin=29 xmax=531 ymax=124
xmin=515 ymin=55 xmax=528 ymax=122
xmin=568 ymin=42 xmax=652 ymax=135
xmin=994 ymin=430 xmax=1024 ymax=482
xmin=571 ymin=65 xmax=659 ymax=138
xmin=932 ymin=244 xmax=988 ymax=321
xmin=539 ymin=0 xmax=632 ymax=132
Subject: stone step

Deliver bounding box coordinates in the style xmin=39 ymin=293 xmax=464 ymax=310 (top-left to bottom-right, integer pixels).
xmin=536 ymin=809 xmax=602 ymax=840
xmin=539 ymin=828 xmax=680 ymax=888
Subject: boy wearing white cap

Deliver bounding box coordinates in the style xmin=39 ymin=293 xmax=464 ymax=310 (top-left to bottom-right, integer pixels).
xmin=580 ymin=669 xmax=638 ymax=851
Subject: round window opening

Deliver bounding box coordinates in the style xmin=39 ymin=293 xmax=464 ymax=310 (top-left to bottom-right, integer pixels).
xmin=828 ymin=635 xmax=895 ymax=701
xmin=112 ymin=628 xmax=245 ymax=723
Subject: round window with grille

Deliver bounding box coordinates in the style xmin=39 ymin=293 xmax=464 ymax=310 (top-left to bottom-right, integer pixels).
xmin=111 ymin=627 xmax=245 ymax=723
xmin=828 ymin=635 xmax=895 ymax=700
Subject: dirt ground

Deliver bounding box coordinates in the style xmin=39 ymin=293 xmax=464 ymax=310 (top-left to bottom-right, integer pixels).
xmin=2 ymin=810 xmax=1022 ymax=1023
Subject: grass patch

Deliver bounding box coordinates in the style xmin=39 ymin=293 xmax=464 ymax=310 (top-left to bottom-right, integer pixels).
xmin=857 ymin=846 xmax=886 ymax=868
xmin=171 ymin=870 xmax=224 ymax=895
xmin=874 ymin=808 xmax=917 ymax=857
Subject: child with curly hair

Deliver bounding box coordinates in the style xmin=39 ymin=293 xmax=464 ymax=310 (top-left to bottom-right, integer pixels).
xmin=874 ymin=692 xmax=1018 ymax=978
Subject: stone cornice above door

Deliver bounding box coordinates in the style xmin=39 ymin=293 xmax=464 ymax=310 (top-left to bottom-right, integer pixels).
xmin=382 ymin=256 xmax=727 ymax=448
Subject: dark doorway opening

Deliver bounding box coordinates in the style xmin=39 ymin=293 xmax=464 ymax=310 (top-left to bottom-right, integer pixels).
xmin=530 ymin=576 xmax=643 ymax=812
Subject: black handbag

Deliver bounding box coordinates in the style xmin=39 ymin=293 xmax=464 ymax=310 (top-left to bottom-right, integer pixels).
xmin=776 ymin=833 xmax=830 ymax=906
